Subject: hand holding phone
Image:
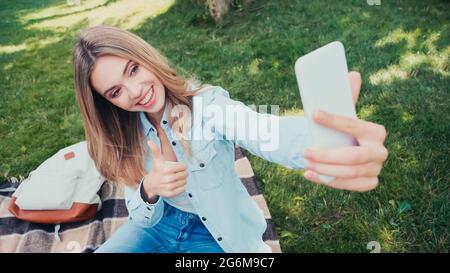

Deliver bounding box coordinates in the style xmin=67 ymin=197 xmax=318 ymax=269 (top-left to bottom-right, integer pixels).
xmin=295 ymin=41 xmax=358 ymax=183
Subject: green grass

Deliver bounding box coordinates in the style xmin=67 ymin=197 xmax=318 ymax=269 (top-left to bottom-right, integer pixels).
xmin=1 ymin=0 xmax=449 ymax=252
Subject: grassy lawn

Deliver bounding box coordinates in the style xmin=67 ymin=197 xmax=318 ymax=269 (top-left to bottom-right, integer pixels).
xmin=0 ymin=0 xmax=448 ymax=252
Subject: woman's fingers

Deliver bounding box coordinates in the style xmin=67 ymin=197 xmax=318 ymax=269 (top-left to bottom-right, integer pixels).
xmin=305 ymin=145 xmax=388 ymax=165
xmin=348 ymin=71 xmax=361 ymax=105
xmin=163 ymin=162 xmax=187 ymax=174
xmin=313 ymin=110 xmax=388 ymax=144
xmin=304 ymin=170 xmax=379 ymax=192
xmin=164 ymin=171 xmax=188 ymax=183
xmin=305 ymin=159 xmax=382 ymax=178
xmin=166 ymin=179 xmax=186 ymax=191
xmin=313 ymin=110 xmax=366 ymax=139
xmin=172 ymin=186 xmax=186 ymax=197
xmin=164 ymin=185 xmax=186 ymax=198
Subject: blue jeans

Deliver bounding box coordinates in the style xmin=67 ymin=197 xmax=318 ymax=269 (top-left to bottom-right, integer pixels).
xmin=95 ymin=201 xmax=225 ymax=253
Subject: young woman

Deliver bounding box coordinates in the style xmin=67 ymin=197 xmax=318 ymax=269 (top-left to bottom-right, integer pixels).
xmin=72 ymin=26 xmax=388 ymax=253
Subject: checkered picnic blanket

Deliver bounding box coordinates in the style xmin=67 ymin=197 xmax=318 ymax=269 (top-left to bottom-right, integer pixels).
xmin=0 ymin=147 xmax=281 ymax=253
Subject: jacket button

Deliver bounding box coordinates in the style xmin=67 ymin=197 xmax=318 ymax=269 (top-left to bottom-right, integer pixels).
xmin=199 ymin=163 xmax=205 ymax=168
xmin=171 ymin=141 xmax=176 ymax=146
xmin=150 ymin=128 xmax=155 ymax=132
xmin=162 ymin=120 xmax=167 ymax=124
xmin=188 ymin=193 xmax=192 ymax=198
xmin=201 ymin=217 xmax=206 ymax=221
xmin=217 ymin=237 xmax=222 ymax=241
xmin=147 ymin=207 xmax=151 ymax=211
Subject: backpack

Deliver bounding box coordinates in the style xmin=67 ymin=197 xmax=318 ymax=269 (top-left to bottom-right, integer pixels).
xmin=8 ymin=141 xmax=105 ymax=224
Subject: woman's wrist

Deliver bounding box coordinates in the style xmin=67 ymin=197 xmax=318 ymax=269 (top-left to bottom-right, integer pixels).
xmin=140 ymin=177 xmax=159 ymax=204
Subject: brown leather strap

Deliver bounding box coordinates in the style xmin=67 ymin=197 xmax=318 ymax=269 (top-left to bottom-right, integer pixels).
xmin=8 ymin=197 xmax=98 ymax=224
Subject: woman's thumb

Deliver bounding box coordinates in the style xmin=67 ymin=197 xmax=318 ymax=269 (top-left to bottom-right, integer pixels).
xmin=147 ymin=140 xmax=163 ymax=162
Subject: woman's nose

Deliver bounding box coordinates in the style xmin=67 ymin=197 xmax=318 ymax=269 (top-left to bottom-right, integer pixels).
xmin=124 ymin=81 xmax=144 ymax=100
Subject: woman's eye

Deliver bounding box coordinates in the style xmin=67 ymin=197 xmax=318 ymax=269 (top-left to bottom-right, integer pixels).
xmin=130 ymin=64 xmax=139 ymax=76
xmin=111 ymin=89 xmax=120 ymax=98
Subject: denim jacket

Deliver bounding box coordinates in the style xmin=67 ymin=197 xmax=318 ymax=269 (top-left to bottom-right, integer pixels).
xmin=124 ymin=85 xmax=312 ymax=253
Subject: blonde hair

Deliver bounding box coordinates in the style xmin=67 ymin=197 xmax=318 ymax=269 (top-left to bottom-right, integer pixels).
xmin=72 ymin=25 xmax=203 ymax=187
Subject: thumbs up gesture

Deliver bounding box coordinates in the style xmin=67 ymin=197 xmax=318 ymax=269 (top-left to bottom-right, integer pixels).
xmin=142 ymin=140 xmax=188 ymax=202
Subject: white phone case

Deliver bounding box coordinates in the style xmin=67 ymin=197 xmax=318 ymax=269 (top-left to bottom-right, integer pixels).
xmin=294 ymin=41 xmax=357 ymax=183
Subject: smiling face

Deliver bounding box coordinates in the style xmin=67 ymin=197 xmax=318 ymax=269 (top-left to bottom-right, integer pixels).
xmin=90 ymin=55 xmax=166 ymax=120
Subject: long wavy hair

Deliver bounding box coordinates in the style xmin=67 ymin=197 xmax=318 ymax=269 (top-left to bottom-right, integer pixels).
xmin=72 ymin=25 xmax=204 ymax=187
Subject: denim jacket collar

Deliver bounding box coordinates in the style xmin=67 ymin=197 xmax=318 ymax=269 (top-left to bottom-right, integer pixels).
xmin=139 ymin=101 xmax=170 ymax=136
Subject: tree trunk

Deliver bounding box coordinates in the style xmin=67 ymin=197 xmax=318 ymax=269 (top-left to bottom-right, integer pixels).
xmin=207 ymin=0 xmax=232 ymax=22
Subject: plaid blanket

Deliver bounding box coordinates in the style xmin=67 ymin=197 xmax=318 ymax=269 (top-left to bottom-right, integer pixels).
xmin=0 ymin=147 xmax=281 ymax=253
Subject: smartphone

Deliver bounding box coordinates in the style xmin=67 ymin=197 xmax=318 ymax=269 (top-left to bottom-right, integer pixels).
xmin=294 ymin=41 xmax=358 ymax=183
